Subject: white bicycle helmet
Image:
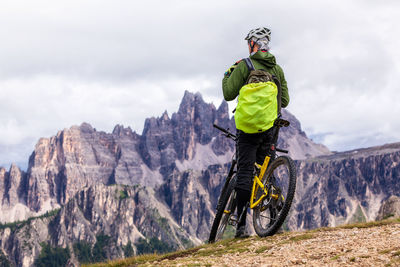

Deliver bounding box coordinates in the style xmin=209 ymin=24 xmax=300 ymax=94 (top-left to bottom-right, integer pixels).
xmin=245 ymin=27 xmax=271 ymax=41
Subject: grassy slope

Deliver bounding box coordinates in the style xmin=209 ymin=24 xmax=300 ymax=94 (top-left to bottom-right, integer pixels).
xmin=84 ymin=217 xmax=400 ymax=267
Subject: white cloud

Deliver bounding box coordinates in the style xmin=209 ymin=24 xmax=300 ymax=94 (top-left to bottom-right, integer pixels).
xmin=281 ymin=0 xmax=400 ymax=151
xmin=0 ymin=0 xmax=400 ymax=168
xmin=0 ymin=74 xmax=220 ymax=168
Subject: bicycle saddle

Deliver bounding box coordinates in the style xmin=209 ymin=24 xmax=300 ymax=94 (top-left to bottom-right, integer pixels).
xmin=274 ymin=118 xmax=290 ymax=127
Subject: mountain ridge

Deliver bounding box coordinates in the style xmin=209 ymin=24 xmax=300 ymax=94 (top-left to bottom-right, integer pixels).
xmin=1 ymin=91 xmax=399 ymax=267
xmin=312 ymin=141 xmax=400 ymax=161
xmin=0 ymin=91 xmax=329 ymax=223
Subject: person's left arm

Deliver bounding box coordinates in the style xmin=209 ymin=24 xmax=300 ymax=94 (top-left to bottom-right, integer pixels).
xmin=222 ymin=61 xmax=248 ymax=101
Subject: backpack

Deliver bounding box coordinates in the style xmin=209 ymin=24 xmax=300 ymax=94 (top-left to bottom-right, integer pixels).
xmin=234 ymin=58 xmax=282 ymax=133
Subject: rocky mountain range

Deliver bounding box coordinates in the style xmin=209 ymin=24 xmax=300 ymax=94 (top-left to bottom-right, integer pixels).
xmin=290 ymin=142 xmax=400 ymax=230
xmin=0 ymin=91 xmax=399 ymax=266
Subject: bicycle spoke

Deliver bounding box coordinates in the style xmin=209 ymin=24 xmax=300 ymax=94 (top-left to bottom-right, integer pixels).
xmin=209 ymin=175 xmax=238 ymax=243
xmin=259 ymin=214 xmax=274 ymax=220
xmin=217 ymin=224 xmax=226 ymax=237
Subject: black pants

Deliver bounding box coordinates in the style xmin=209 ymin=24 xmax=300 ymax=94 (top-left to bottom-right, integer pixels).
xmin=235 ymin=127 xmax=275 ymax=227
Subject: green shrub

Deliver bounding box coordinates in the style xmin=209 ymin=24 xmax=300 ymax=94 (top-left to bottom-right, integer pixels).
xmin=119 ymin=189 xmax=129 ymax=200
xmin=0 ymin=250 xmax=11 ymax=267
xmin=72 ymin=234 xmax=113 ymax=264
xmin=136 ymin=237 xmax=174 ymax=255
xmin=34 ymin=243 xmax=70 ymax=267
xmin=0 ymin=209 xmax=61 ymax=231
xmin=123 ymin=241 xmax=134 ymax=258
xmin=73 ymin=241 xmax=92 ymax=263
xmin=383 ymin=213 xmax=395 ymax=220
xmin=92 ymin=234 xmax=111 ymax=263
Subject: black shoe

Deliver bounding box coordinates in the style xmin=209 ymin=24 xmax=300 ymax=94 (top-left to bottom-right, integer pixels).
xmin=235 ymin=226 xmax=250 ymax=238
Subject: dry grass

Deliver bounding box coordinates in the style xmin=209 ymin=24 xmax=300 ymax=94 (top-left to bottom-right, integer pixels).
xmin=85 ymin=217 xmax=400 ymax=267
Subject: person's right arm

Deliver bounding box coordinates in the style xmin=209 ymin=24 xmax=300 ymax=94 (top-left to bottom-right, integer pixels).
xmin=274 ymin=64 xmax=289 ymax=108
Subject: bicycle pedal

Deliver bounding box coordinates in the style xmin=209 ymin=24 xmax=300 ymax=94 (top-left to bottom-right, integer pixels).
xmin=229 ymin=215 xmax=238 ymax=226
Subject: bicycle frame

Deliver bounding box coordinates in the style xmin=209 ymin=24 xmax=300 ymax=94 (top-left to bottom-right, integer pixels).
xmin=210 ymin=118 xmax=293 ymax=242
xmin=250 ymin=155 xmax=271 ymax=209
xmin=213 ymin=120 xmax=289 ymax=210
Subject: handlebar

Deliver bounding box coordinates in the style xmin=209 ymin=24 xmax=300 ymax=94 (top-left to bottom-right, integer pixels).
xmin=213 ymin=123 xmax=289 ymax=154
xmin=276 ymin=148 xmax=289 ymax=154
xmin=213 ymin=124 xmax=229 ymax=134
xmin=213 ymin=124 xmax=237 ymax=141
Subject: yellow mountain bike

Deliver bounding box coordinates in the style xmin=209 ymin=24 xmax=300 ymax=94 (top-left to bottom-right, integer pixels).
xmin=208 ymin=118 xmax=296 ymax=243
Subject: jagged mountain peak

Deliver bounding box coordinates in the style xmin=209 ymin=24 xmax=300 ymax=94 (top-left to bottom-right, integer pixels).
xmin=8 ymin=163 xmax=22 ymax=177
xmin=177 ymin=90 xmax=215 ymax=115
xmin=178 ymin=90 xmax=197 ymax=114
xmin=181 ymin=90 xmax=204 ymax=104
xmin=112 ymin=125 xmax=137 ymax=138
xmin=161 ymin=110 xmax=170 ymax=120
xmin=79 ymin=122 xmax=95 ymax=133
xmin=217 ymin=100 xmax=229 ymax=114
xmin=0 ymin=163 xmax=22 ymax=175
xmin=141 ymin=111 xmax=171 ymax=135
xmin=139 ymin=91 xmax=235 ymax=169
xmin=280 ymin=109 xmax=306 ymax=137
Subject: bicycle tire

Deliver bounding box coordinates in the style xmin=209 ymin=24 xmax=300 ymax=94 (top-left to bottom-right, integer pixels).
xmin=253 ymin=155 xmax=296 ymax=237
xmin=208 ymin=175 xmax=237 ymax=243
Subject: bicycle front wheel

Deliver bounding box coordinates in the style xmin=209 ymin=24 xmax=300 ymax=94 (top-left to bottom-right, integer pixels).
xmin=253 ymin=156 xmax=296 ymax=237
xmin=208 ymin=175 xmax=237 ymax=243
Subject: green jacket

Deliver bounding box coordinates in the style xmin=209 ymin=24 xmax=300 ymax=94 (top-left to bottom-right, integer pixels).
xmin=222 ymin=51 xmax=289 ymax=108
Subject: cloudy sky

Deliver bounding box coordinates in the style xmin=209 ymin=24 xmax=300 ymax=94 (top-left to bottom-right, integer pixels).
xmin=1 ymin=0 xmax=399 ymax=169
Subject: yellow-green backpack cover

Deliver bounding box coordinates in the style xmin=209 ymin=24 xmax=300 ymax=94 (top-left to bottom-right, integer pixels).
xmin=234 ymin=58 xmax=279 ymax=133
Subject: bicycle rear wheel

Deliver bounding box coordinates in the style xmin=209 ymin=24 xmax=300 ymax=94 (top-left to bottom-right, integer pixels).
xmin=208 ymin=175 xmax=237 ymax=243
xmin=253 ymin=156 xmax=296 ymax=237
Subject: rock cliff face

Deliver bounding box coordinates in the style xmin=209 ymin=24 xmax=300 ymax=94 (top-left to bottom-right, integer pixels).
xmin=0 ymin=184 xmax=193 ymax=267
xmin=1 ymin=91 xmax=398 ymax=266
xmin=376 ymin=195 xmax=400 ymax=220
xmin=0 ymin=165 xmax=30 ymax=223
xmin=138 ymin=92 xmax=236 ymax=176
xmin=289 ymin=143 xmax=400 ymax=230
xmin=0 ymin=91 xmax=325 ymax=224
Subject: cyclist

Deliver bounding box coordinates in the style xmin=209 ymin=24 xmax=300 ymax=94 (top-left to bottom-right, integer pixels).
xmin=222 ymin=27 xmax=290 ymax=238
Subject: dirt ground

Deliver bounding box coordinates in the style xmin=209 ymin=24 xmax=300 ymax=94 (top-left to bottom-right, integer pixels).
xmin=145 ymin=222 xmax=400 ymax=267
